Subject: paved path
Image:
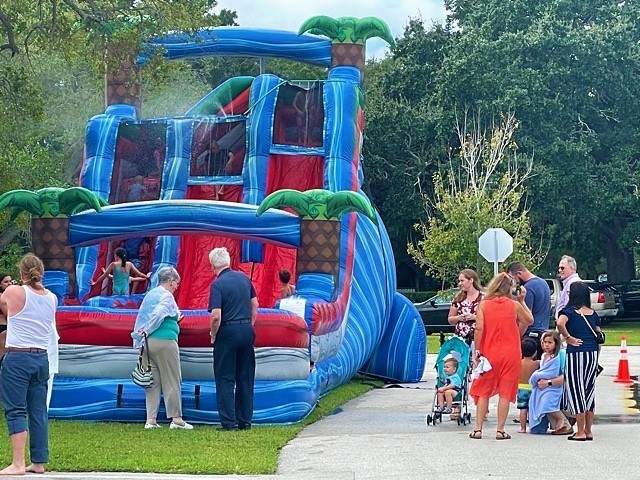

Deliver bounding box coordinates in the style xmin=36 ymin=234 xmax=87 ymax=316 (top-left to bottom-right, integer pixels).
xmin=278 ymin=346 xmax=640 ymax=480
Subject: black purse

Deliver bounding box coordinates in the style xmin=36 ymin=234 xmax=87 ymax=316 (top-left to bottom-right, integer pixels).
xmin=578 ymin=311 xmax=605 ymax=345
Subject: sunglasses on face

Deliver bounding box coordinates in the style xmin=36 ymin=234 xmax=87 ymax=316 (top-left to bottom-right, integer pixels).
xmin=558 ymin=266 xmax=565 ymax=271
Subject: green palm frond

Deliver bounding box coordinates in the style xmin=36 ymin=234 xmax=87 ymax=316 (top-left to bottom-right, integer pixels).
xmin=0 ymin=190 xmax=43 ymax=217
xmin=326 ymin=191 xmax=377 ymax=224
xmin=258 ymin=189 xmax=377 ymax=222
xmin=298 ymin=16 xmax=341 ymax=39
xmin=257 ymin=189 xmax=312 ymax=218
xmin=59 ymin=187 xmax=106 ymax=215
xmin=0 ymin=187 xmax=106 ymax=219
xmin=353 ymin=17 xmax=395 ymax=46
xmin=299 ymin=15 xmax=394 ymax=46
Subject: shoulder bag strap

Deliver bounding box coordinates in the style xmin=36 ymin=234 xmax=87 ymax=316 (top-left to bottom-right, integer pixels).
xmin=577 ymin=311 xmax=598 ymax=340
xmin=142 ymin=332 xmax=151 ymax=367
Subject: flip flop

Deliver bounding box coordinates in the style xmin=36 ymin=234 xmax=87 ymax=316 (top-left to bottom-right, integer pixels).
xmin=551 ymin=426 xmax=573 ymax=435
xmin=496 ymin=431 xmax=511 ymax=440
xmin=567 ymin=434 xmax=587 ymax=441
xmin=469 ymin=429 xmax=482 ymax=439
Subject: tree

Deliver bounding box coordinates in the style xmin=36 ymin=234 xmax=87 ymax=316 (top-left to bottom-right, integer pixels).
xmin=0 ymin=1 xmax=235 ymax=257
xmin=435 ymin=0 xmax=640 ymax=281
xmin=408 ymin=113 xmax=543 ymax=285
xmin=362 ymin=21 xmax=454 ymax=289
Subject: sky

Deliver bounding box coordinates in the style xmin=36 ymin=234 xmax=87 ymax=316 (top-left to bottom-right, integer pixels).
xmin=215 ymin=0 xmax=447 ymax=59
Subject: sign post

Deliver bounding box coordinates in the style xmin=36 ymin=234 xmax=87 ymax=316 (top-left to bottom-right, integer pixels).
xmin=478 ymin=228 xmax=513 ymax=275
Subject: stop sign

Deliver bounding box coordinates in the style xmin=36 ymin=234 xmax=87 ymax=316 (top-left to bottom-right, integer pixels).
xmin=478 ymin=228 xmax=513 ymax=262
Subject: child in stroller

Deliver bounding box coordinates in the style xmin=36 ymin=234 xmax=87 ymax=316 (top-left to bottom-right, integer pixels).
xmin=426 ymin=336 xmax=472 ymax=426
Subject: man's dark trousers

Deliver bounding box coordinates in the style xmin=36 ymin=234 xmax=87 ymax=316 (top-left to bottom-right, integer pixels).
xmin=213 ymin=322 xmax=256 ymax=429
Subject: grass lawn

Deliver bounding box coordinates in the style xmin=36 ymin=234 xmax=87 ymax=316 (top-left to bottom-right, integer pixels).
xmin=602 ymin=321 xmax=640 ymax=346
xmin=0 ymin=376 xmax=379 ymax=475
xmin=426 ymin=322 xmax=640 ymax=353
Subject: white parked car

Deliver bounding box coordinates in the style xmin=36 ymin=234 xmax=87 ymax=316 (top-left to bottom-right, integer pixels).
xmin=545 ymin=278 xmax=619 ymax=321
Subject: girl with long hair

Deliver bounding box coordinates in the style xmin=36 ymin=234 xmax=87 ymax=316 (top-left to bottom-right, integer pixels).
xmin=92 ymin=247 xmax=150 ymax=295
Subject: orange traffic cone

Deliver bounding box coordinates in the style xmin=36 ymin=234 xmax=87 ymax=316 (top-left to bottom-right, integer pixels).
xmin=614 ymin=336 xmax=633 ymax=384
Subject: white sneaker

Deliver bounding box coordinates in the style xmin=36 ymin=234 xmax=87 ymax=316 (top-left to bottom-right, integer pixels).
xmin=170 ymin=421 xmax=194 ymax=430
xmin=144 ymin=423 xmax=161 ymax=429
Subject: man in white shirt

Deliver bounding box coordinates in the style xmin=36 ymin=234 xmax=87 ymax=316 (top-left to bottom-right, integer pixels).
xmin=555 ymin=255 xmax=582 ymax=319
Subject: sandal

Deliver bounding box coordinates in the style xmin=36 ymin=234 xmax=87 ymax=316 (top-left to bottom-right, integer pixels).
xmin=469 ymin=429 xmax=482 ymax=439
xmin=567 ymin=433 xmax=587 ymax=441
xmin=496 ymin=431 xmax=511 ymax=440
xmin=551 ymin=426 xmax=573 ymax=435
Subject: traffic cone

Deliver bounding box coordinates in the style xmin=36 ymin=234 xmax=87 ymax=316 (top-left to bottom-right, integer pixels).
xmin=614 ymin=336 xmax=633 ymax=384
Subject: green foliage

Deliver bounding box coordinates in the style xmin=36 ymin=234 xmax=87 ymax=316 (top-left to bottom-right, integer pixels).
xmin=0 ymin=243 xmax=25 ymax=277
xmin=362 ymin=22 xmax=453 ymax=280
xmin=399 ymin=290 xmax=438 ymax=303
xmin=365 ymin=3 xmax=640 ymax=284
xmin=408 ymin=115 xmax=542 ymax=284
xmin=433 ymin=0 xmax=640 ymax=280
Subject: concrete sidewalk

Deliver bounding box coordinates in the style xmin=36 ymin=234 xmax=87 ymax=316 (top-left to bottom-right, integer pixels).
xmin=15 ymin=347 xmax=640 ymax=479
xmin=278 ymin=346 xmax=640 ymax=480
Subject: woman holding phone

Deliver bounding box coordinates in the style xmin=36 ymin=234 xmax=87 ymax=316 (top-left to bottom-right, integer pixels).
xmin=448 ymin=269 xmax=483 ymax=345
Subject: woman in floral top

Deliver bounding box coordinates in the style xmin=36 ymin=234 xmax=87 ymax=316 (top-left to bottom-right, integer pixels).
xmin=448 ymin=269 xmax=483 ymax=344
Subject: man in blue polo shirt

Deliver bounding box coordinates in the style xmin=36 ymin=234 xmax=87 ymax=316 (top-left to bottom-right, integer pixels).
xmin=208 ymin=247 xmax=258 ymax=430
xmin=507 ymin=262 xmax=551 ymax=359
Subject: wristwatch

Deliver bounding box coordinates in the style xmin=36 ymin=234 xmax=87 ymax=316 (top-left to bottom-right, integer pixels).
xmin=547 ymin=381 xmax=552 ymax=387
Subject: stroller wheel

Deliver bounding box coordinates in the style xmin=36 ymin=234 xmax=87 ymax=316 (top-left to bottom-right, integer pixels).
xmin=466 ymin=413 xmax=472 ymax=424
xmin=426 ymin=414 xmax=432 ymax=425
xmin=456 ymin=416 xmax=461 ymax=426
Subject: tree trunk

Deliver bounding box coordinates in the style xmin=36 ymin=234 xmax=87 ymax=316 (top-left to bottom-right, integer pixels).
xmin=105 ymin=41 xmax=142 ymax=114
xmin=331 ymin=43 xmax=365 ymax=82
xmin=31 ymin=217 xmax=76 ymax=297
xmin=605 ymin=218 xmax=635 ymax=283
xmin=0 ymin=225 xmax=18 ymax=252
xmin=297 ymin=219 xmax=340 ymax=279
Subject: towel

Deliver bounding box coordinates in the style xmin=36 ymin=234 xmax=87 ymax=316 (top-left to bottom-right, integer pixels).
xmin=527 ymin=354 xmax=563 ymax=429
xmin=471 ymin=355 xmax=492 ymax=380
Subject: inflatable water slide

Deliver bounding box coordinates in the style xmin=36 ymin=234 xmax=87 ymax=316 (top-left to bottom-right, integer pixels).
xmin=0 ymin=16 xmax=426 ymax=423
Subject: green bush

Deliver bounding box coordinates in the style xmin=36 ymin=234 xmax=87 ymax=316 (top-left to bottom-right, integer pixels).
xmin=0 ymin=243 xmax=25 ymax=277
xmin=400 ymin=290 xmax=438 ymax=303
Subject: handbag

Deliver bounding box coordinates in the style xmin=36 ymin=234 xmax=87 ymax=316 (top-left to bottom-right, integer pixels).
xmin=578 ymin=311 xmax=605 ymax=345
xmin=131 ymin=333 xmax=154 ymax=388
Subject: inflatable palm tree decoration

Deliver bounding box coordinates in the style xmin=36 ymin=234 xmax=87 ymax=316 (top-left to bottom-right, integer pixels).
xmin=299 ymin=16 xmax=395 ymax=77
xmin=257 ymin=189 xmax=376 ymax=277
xmin=0 ymin=187 xmax=106 ymax=296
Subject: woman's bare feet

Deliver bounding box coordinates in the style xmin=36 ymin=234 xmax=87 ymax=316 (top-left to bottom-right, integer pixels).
xmin=0 ymin=463 xmax=26 ymax=475
xmin=26 ymin=464 xmax=45 ymax=474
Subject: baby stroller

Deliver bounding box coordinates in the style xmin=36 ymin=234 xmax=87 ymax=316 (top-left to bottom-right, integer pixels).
xmin=426 ymin=335 xmax=472 ymax=426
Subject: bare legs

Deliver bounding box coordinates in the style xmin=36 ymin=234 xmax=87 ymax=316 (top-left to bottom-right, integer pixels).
xmin=496 ymin=396 xmax=510 ymax=434
xmin=574 ymin=412 xmax=587 ymax=439
xmin=0 ymin=431 xmax=27 ymax=475
xmin=437 ymin=390 xmax=456 ymax=411
xmin=473 ymin=396 xmax=489 ymax=435
xmin=519 ymin=408 xmax=528 ymax=433
xmin=585 ymin=411 xmax=594 ymax=439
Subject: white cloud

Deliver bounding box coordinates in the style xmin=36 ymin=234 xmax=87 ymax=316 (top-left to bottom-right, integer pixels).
xmin=215 ymin=0 xmax=446 ymax=59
